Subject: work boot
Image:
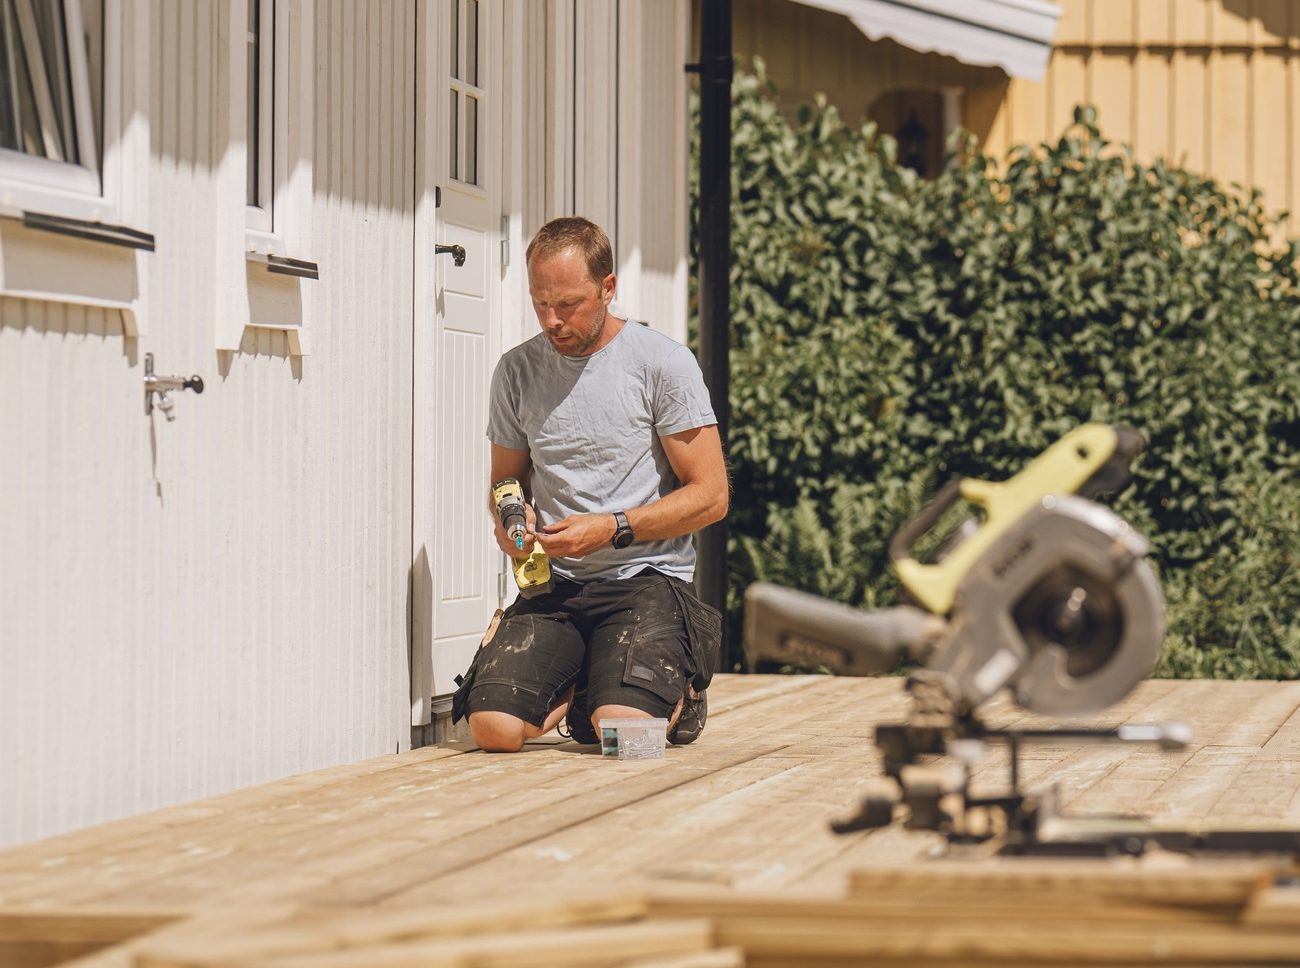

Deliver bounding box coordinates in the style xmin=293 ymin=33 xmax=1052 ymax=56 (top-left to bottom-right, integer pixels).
xmin=667 ymin=688 xmax=706 ymax=745
xmin=561 ymin=685 xmax=599 ymax=745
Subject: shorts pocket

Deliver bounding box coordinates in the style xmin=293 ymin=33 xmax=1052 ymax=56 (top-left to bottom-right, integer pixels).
xmin=450 ymin=651 xmax=480 ymax=724
xmin=623 ymin=620 xmax=689 ymax=706
xmin=450 ymin=608 xmax=504 ymax=724
xmin=670 ymin=583 xmax=724 ymax=693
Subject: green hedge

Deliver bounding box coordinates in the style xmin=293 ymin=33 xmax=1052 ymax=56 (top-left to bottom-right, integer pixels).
xmin=691 ymin=63 xmax=1300 ymax=679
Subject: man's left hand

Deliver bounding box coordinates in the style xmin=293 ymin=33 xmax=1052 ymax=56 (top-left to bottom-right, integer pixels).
xmin=535 ymin=514 xmax=616 ymax=558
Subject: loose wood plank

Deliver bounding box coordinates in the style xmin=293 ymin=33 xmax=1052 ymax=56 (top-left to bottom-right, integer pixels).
xmin=133 ymin=895 xmax=651 ymax=968
xmin=147 ymin=919 xmax=715 ymax=968
xmin=846 ymin=858 xmax=1277 ymax=908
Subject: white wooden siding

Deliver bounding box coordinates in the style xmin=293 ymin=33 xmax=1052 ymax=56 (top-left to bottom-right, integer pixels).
xmin=0 ymin=0 xmax=415 ymax=848
xmin=575 ymin=0 xmax=619 ymax=234
xmin=512 ymin=0 xmax=689 ymax=342
xmin=616 ymin=0 xmax=690 ymax=341
xmin=545 ymin=0 xmax=577 ymax=220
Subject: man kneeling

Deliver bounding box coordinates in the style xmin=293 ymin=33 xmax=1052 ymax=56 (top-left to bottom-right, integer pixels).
xmin=450 ymin=216 xmax=727 ymax=751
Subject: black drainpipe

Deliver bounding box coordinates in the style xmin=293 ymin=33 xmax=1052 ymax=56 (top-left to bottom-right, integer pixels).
xmin=690 ymin=0 xmax=732 ymax=664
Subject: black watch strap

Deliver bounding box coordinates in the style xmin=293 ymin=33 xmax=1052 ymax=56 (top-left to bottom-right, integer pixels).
xmin=612 ymin=510 xmax=635 ymax=549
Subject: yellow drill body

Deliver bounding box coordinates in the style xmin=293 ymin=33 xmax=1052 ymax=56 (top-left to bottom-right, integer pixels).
xmin=491 ymin=478 xmax=554 ymax=599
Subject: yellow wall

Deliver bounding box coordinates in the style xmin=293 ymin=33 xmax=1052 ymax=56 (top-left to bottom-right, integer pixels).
xmin=988 ymin=0 xmax=1300 ymax=235
xmin=724 ymin=0 xmax=1300 ymax=235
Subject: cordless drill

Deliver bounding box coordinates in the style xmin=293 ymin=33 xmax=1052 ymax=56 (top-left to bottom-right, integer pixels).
xmin=491 ymin=478 xmax=554 ymax=598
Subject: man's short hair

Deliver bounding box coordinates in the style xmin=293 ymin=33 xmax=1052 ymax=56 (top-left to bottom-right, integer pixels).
xmin=525 ymin=216 xmax=614 ymax=286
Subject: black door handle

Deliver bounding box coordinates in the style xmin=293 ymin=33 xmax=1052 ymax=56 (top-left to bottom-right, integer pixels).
xmin=435 ymin=243 xmax=466 ymax=267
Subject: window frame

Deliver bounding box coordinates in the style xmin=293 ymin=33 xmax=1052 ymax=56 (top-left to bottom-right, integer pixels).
xmin=216 ymin=0 xmax=315 ymax=353
xmin=244 ymin=0 xmax=274 ymax=235
xmin=238 ymin=0 xmax=305 ymax=262
xmin=448 ymin=0 xmax=485 ymax=192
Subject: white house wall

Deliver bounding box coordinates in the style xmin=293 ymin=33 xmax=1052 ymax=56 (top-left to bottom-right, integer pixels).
xmin=0 ymin=0 xmax=416 ymax=849
xmin=616 ymin=0 xmax=690 ymax=342
xmin=506 ymin=0 xmax=689 ymax=347
xmin=1 ymin=0 xmax=690 ymax=849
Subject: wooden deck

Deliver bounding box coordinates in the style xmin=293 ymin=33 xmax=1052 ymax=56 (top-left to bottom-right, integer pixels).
xmin=2 ymin=674 xmax=1300 ymax=964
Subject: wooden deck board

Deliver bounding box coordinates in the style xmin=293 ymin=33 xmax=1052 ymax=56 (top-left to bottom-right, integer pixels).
xmin=388 ymin=739 xmax=886 ymax=904
xmin=2 ymin=675 xmax=1299 ymax=924
xmin=304 ymin=677 xmax=875 ymax=907
xmin=12 ymin=679 xmax=851 ymax=908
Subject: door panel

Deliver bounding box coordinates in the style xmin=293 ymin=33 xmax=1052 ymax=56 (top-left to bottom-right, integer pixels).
xmin=412 ymin=0 xmax=502 ymax=719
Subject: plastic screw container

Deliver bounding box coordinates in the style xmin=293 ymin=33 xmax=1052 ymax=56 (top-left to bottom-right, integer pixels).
xmin=598 ymin=717 xmax=668 ymax=760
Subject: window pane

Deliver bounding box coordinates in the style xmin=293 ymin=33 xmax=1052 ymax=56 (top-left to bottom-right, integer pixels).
xmin=0 ymin=0 xmax=80 ymax=164
xmin=39 ymin=1 xmax=76 ymax=158
xmin=246 ymin=0 xmax=258 ymax=206
xmin=448 ymin=89 xmax=458 ymax=181
xmin=449 ymin=0 xmax=458 ymax=81
xmin=466 ymin=95 xmax=477 ymax=186
xmin=466 ymin=0 xmax=478 ymax=87
xmin=0 ymin=2 xmax=21 ymax=150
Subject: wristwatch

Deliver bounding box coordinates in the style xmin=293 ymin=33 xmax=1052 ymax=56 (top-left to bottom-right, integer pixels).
xmin=611 ymin=510 xmax=635 ymax=549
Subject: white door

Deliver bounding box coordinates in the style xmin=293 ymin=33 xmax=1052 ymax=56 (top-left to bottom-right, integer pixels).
xmin=412 ymin=0 xmax=503 ymax=724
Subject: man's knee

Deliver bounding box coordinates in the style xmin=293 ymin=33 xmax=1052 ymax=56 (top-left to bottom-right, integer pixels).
xmin=590 ymin=704 xmax=657 ymax=733
xmin=469 ymin=710 xmax=529 ymax=753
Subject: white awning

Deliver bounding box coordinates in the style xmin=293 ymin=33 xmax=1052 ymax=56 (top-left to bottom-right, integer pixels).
xmin=789 ymin=0 xmax=1062 ymax=81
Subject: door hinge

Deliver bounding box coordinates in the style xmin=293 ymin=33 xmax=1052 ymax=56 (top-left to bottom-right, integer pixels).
xmin=497 ymin=567 xmax=508 ymax=604
xmin=500 ymin=215 xmax=510 ymax=268
xmin=436 ymin=186 xmax=442 ymax=208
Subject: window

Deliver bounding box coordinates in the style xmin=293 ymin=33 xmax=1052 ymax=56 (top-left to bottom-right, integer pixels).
xmin=246 ymin=0 xmax=274 ymax=232
xmin=239 ymin=0 xmax=311 ymax=257
xmin=0 ymin=0 xmax=101 ymax=198
xmin=449 ymin=0 xmax=482 ymax=187
xmin=220 ymin=0 xmax=316 ymax=353
xmin=0 ymin=0 xmax=152 ymax=336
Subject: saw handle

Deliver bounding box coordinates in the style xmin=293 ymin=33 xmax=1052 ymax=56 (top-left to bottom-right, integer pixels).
xmin=743 ymin=582 xmax=943 ymax=675
xmin=887 ymin=479 xmax=964 ymax=570
xmin=886 ymin=424 xmax=1139 ymax=616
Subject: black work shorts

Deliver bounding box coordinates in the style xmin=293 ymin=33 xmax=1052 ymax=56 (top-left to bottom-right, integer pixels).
xmin=455 ymin=569 xmax=698 ymax=727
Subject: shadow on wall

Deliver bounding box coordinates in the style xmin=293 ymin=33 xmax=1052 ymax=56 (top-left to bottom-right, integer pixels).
xmin=149 ymin=3 xmax=414 ymax=210
xmin=1221 ymin=1 xmax=1296 ymax=39
xmin=0 ymin=291 xmax=128 ymax=342
xmin=408 ymin=544 xmax=435 ymax=746
xmin=960 ymin=82 xmax=1010 ymax=153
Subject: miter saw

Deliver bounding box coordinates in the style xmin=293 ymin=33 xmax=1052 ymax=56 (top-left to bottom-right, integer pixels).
xmin=744 ymin=424 xmax=1300 ymax=857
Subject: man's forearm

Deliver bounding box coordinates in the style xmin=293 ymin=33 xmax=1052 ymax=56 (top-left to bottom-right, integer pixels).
xmin=624 ymin=478 xmax=728 ymax=543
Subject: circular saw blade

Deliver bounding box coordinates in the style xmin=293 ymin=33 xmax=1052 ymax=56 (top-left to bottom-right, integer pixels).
xmin=1013 ymin=565 xmax=1124 ymax=679
xmin=1010 ymin=499 xmax=1166 ymax=715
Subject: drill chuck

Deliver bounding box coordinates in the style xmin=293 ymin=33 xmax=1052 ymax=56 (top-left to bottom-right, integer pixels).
xmin=492 ymin=478 xmax=528 ymax=549
xmin=505 ymin=518 xmax=526 ymax=550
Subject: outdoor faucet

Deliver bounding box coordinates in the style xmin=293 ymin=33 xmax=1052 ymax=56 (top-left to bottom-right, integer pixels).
xmin=144 ymin=353 xmax=204 ymax=421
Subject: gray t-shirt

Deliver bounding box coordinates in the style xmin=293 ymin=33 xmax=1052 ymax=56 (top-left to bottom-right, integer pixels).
xmin=487 ymin=320 xmax=717 ymax=582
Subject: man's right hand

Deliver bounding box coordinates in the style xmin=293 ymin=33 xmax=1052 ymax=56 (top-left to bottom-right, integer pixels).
xmin=493 ymin=502 xmax=539 ymax=559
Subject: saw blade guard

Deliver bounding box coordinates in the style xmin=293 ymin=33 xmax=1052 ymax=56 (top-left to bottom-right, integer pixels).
xmin=929 ymin=494 xmax=1166 ymax=715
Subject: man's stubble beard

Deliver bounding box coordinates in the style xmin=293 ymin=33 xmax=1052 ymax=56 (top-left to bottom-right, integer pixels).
xmin=566 ymin=301 xmax=607 ymax=357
